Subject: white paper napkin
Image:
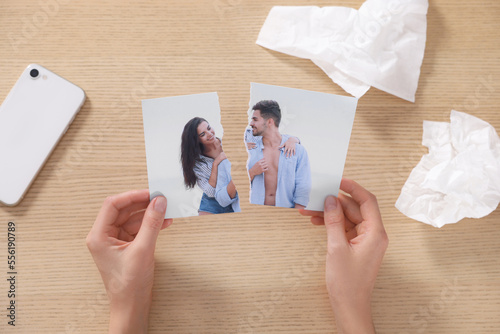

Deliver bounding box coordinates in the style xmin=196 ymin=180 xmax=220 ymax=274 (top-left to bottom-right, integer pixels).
xmin=257 ymin=0 xmax=429 ymax=102
xmin=396 ymin=110 xmax=500 ymax=228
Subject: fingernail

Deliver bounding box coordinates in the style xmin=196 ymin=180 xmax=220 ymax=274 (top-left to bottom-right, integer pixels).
xmin=325 ymin=196 xmax=337 ymax=210
xmin=153 ymin=196 xmax=167 ymax=213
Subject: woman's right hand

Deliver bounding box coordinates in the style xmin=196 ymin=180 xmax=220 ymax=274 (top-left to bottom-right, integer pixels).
xmin=299 ymin=179 xmax=388 ymax=334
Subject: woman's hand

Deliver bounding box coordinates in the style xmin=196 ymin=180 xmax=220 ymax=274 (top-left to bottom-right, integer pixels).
xmin=279 ymin=136 xmax=300 ymax=158
xmin=299 ymin=179 xmax=388 ymax=334
xmin=246 ymin=142 xmax=257 ymax=150
xmin=86 ymin=190 xmax=172 ymax=334
xmin=215 ymin=151 xmax=227 ymax=165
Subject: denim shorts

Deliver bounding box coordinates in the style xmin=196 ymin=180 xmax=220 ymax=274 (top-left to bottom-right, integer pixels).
xmin=199 ymin=193 xmax=234 ymax=214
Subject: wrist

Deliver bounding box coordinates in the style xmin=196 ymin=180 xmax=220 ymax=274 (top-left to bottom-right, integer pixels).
xmin=249 ymin=168 xmax=255 ymax=180
xmin=330 ymin=298 xmax=374 ymax=334
xmin=109 ymin=296 xmax=152 ymax=334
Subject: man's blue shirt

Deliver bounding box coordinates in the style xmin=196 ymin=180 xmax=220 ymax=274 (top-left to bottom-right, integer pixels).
xmin=215 ymin=159 xmax=240 ymax=212
xmin=247 ymin=135 xmax=311 ymax=208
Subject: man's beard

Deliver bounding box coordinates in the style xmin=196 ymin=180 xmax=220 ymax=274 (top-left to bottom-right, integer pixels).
xmin=252 ymin=124 xmax=266 ymax=137
xmin=252 ymin=128 xmax=263 ymax=136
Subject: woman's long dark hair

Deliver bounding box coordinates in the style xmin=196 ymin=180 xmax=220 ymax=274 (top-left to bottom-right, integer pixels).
xmin=181 ymin=117 xmax=207 ymax=189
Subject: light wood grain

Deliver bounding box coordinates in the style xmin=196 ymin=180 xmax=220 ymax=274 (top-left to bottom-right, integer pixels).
xmin=0 ymin=0 xmax=499 ymax=333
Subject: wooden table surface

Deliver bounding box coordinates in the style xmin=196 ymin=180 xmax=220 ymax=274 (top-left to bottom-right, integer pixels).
xmin=1 ymin=0 xmax=499 ymax=333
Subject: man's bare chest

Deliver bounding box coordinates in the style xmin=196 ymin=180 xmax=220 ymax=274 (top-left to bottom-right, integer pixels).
xmin=263 ymin=147 xmax=280 ymax=171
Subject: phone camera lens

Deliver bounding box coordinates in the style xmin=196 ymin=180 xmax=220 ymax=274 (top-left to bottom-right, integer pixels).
xmin=30 ymin=69 xmax=40 ymax=79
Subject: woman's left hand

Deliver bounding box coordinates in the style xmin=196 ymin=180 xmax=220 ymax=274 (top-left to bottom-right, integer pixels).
xmin=279 ymin=137 xmax=299 ymax=158
xmin=246 ymin=142 xmax=257 ymax=150
xmin=215 ymin=151 xmax=227 ymax=165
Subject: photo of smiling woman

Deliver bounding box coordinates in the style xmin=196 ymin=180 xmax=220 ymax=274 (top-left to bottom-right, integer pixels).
xmin=181 ymin=117 xmax=240 ymax=215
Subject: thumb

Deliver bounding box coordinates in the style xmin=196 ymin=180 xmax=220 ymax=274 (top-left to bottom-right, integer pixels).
xmin=324 ymin=196 xmax=348 ymax=248
xmin=135 ymin=196 xmax=168 ymax=249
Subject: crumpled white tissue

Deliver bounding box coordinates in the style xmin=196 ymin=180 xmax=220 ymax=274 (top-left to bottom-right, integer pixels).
xmin=396 ymin=110 xmax=500 ymax=228
xmin=256 ymin=0 xmax=429 ymax=102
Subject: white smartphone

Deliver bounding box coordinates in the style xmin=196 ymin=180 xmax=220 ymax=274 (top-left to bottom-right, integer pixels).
xmin=0 ymin=64 xmax=86 ymax=206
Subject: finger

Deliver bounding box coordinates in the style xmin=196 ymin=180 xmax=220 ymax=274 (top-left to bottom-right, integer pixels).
xmin=340 ymin=179 xmax=383 ymax=231
xmin=300 ymin=194 xmax=361 ymax=221
xmin=134 ymin=196 xmax=168 ymax=250
xmin=303 ymin=212 xmax=356 ymax=230
xmin=93 ymin=190 xmax=150 ymax=237
xmin=324 ymin=196 xmax=348 ymax=248
xmin=311 ymin=216 xmax=325 ymax=225
xmin=161 ymin=219 xmax=173 ymax=230
xmin=114 ymin=201 xmax=150 ymax=227
xmin=344 ymin=219 xmax=356 ymax=232
xmin=309 ymin=217 xmax=356 ymax=231
xmin=338 ymin=193 xmax=363 ymax=224
xmin=298 ymin=208 xmax=323 ymax=223
xmin=299 ymin=209 xmax=324 ymax=218
xmin=120 ymin=210 xmax=148 ymax=237
xmin=345 ymin=227 xmax=358 ymax=241
xmin=117 ymin=228 xmax=136 ymax=242
xmin=121 ymin=212 xmax=172 ymax=240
